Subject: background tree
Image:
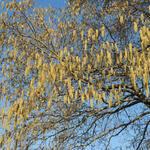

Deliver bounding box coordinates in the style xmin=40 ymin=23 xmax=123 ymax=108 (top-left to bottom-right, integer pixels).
xmin=0 ymin=0 xmax=150 ymax=149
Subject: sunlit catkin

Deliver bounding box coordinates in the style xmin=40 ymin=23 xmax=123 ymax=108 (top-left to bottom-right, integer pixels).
xmin=101 ymin=25 xmax=105 ymax=37
xmin=134 ymin=22 xmax=138 ymax=33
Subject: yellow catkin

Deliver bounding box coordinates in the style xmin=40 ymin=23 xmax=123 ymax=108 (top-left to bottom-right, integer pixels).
xmin=92 ymin=34 xmax=96 ymax=41
xmin=81 ymin=30 xmax=84 ymax=41
xmin=85 ymin=40 xmax=87 ymax=51
xmin=64 ymin=95 xmax=67 ymax=103
xmin=91 ymin=99 xmax=93 ymax=108
xmin=7 ymin=138 xmax=10 ymax=150
xmin=108 ymin=92 xmax=112 ymax=108
xmin=124 ymin=48 xmax=127 ymax=59
xmin=75 ymin=90 xmax=78 ymax=99
xmin=60 ymin=50 xmax=63 ymax=60
xmin=81 ymin=92 xmax=84 ymax=103
xmin=134 ymin=22 xmax=138 ymax=33
xmin=120 ymin=16 xmax=124 ymax=24
xmin=30 ymin=78 xmax=35 ymax=87
xmin=147 ymin=28 xmax=150 ymax=40
xmin=96 ymin=29 xmax=98 ymax=38
xmin=8 ymin=107 xmax=12 ymax=121
xmin=101 ymin=25 xmax=105 ymax=37
xmin=1 ymin=106 xmax=5 ymax=121
xmin=83 ymin=56 xmax=87 ymax=65
xmin=129 ymin=43 xmax=132 ymax=52
xmin=73 ymin=30 xmax=77 ymax=41
xmin=102 ymin=92 xmax=105 ymax=100
xmin=14 ymin=48 xmax=17 ymax=57
xmin=141 ymin=13 xmax=144 ymax=23
xmin=47 ymin=99 xmax=51 ymax=108
xmin=98 ymin=94 xmax=102 ymax=104
xmin=38 ymin=57 xmax=42 ymax=68
xmin=69 ymin=88 xmax=73 ymax=98
xmin=91 ymin=44 xmax=94 ymax=55
xmin=84 ymin=87 xmax=87 ymax=95
xmin=119 ymin=51 xmax=122 ymax=62
xmin=143 ymin=26 xmax=146 ymax=33
xmin=139 ymin=29 xmax=143 ymax=40
xmin=1 ymin=1 xmax=5 ymax=9
xmin=130 ymin=67 xmax=136 ymax=88
xmin=79 ymin=80 xmax=81 ymax=89
xmin=107 ymin=50 xmax=112 ymax=65
xmin=115 ymin=43 xmax=118 ymax=53
xmin=25 ymin=66 xmax=30 ymax=77
xmin=97 ymin=54 xmax=100 ymax=63
xmin=73 ymin=30 xmax=76 ymax=37
xmin=68 ymin=97 xmax=71 ymax=104
xmin=88 ymin=28 xmax=93 ymax=39
xmin=145 ymin=85 xmax=149 ymax=97
xmin=64 ymin=47 xmax=67 ymax=54
xmin=86 ymin=93 xmax=89 ymax=101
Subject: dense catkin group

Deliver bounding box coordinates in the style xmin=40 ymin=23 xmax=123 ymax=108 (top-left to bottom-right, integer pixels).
xmin=0 ymin=0 xmax=150 ymax=149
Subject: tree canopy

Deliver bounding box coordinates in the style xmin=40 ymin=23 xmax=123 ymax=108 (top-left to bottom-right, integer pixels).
xmin=0 ymin=0 xmax=150 ymax=149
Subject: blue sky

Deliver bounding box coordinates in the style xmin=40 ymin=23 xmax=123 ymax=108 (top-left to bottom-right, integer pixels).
xmin=37 ymin=0 xmax=66 ymax=8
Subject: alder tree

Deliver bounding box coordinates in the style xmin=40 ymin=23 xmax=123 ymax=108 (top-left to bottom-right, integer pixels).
xmin=0 ymin=0 xmax=150 ymax=149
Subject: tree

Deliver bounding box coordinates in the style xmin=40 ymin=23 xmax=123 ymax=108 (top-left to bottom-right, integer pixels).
xmin=0 ymin=0 xmax=150 ymax=149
